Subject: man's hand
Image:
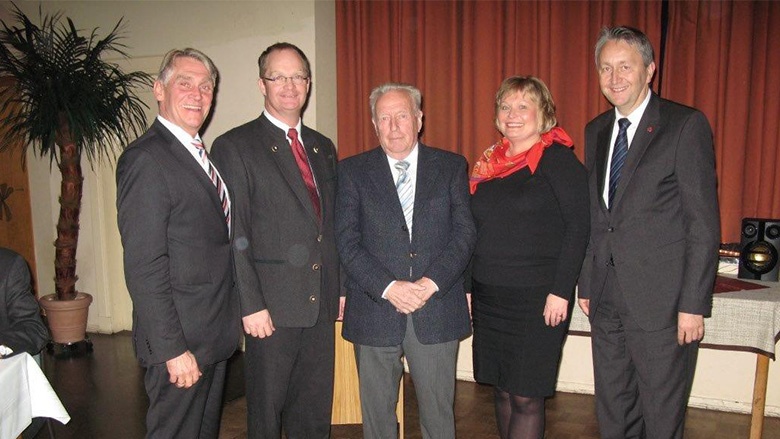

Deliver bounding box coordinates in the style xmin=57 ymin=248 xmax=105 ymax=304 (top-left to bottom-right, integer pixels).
xmin=677 ymin=312 xmax=704 ymax=345
xmin=578 ymin=298 xmax=590 ymax=316
xmin=337 ymin=296 xmax=346 ymax=321
xmin=242 ymin=309 xmax=275 ymax=338
xmin=166 ymin=350 xmax=201 ymax=389
xmin=385 ymin=281 xmax=427 ymax=314
xmin=414 ymin=277 xmax=438 ymax=301
xmin=544 ymin=294 xmax=569 ymax=327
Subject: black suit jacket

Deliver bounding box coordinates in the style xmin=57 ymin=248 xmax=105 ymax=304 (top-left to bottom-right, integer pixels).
xmin=0 ymin=248 xmax=48 ymax=356
xmin=116 ymin=120 xmax=241 ymax=367
xmin=578 ymin=93 xmax=720 ymax=331
xmin=336 ymin=144 xmax=476 ymax=346
xmin=210 ymin=115 xmax=340 ymax=327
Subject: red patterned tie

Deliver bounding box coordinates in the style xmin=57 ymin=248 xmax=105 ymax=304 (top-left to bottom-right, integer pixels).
xmin=193 ymin=140 xmax=231 ymax=233
xmin=288 ymin=128 xmax=321 ymax=219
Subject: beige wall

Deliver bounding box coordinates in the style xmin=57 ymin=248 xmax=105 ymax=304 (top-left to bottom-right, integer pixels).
xmin=1 ymin=0 xmax=337 ymax=333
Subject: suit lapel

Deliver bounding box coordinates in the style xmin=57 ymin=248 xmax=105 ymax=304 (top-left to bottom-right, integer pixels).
xmin=595 ymin=118 xmax=614 ymax=212
xmin=414 ymin=144 xmax=439 ymax=211
xmin=611 ymin=94 xmax=661 ymax=209
xmin=366 ymin=147 xmax=405 ymax=222
xmin=154 ymin=121 xmax=227 ymax=232
xmin=257 ymin=117 xmax=320 ymax=226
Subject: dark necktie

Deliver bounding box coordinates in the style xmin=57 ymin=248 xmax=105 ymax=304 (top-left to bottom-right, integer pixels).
xmin=193 ymin=140 xmax=231 ymax=233
xmin=608 ymin=118 xmax=631 ymax=209
xmin=288 ymin=128 xmax=321 ymax=219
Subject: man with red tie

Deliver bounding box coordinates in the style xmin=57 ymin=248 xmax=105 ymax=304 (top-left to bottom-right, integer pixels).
xmin=210 ymin=43 xmax=341 ymax=439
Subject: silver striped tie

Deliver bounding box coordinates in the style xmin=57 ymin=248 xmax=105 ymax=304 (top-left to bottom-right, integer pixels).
xmin=395 ymin=160 xmax=413 ymax=239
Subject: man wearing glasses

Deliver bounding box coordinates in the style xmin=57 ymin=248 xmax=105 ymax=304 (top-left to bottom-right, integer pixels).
xmin=211 ymin=43 xmax=341 ymax=439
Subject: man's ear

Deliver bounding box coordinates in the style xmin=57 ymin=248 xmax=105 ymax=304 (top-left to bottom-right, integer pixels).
xmin=153 ymin=80 xmax=165 ymax=102
xmin=258 ymin=78 xmax=268 ymax=97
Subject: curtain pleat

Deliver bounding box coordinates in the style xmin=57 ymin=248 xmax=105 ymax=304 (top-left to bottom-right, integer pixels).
xmin=336 ymin=0 xmax=776 ymax=243
xmin=663 ymin=0 xmax=780 ymax=242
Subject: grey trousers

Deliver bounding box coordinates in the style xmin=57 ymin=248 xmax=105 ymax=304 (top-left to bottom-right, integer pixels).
xmin=355 ymin=317 xmax=458 ymax=439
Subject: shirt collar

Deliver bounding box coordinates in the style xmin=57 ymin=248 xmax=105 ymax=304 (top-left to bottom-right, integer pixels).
xmin=263 ymin=111 xmax=302 ymax=136
xmin=614 ymin=88 xmax=652 ymax=127
xmin=386 ymin=142 xmax=420 ymax=168
xmin=157 ymin=115 xmax=200 ymax=145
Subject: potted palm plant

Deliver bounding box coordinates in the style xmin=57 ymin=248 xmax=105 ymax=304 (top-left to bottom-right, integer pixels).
xmin=0 ymin=4 xmax=152 ymax=344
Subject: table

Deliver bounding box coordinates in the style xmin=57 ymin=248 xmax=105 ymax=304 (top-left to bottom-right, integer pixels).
xmin=0 ymin=352 xmax=70 ymax=439
xmin=568 ymin=275 xmax=780 ymax=439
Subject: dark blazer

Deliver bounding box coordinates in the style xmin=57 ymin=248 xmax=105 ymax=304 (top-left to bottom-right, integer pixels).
xmin=210 ymin=115 xmax=340 ymax=327
xmin=116 ymin=120 xmax=240 ymax=367
xmin=0 ymin=248 xmax=48 ymax=356
xmin=578 ymin=93 xmax=720 ymax=331
xmin=337 ymin=144 xmax=476 ymax=346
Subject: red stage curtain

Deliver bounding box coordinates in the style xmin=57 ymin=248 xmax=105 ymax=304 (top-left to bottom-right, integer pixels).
xmin=336 ymin=0 xmax=778 ymax=243
xmin=662 ymin=0 xmax=780 ymax=242
xmin=335 ymin=0 xmax=661 ymax=164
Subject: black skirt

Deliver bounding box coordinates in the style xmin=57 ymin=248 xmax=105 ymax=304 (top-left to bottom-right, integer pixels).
xmin=471 ymin=279 xmax=569 ymax=397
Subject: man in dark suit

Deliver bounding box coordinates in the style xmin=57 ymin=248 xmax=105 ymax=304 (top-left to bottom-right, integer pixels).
xmin=336 ymin=83 xmax=476 ymax=439
xmin=0 ymin=247 xmax=48 ymax=358
xmin=117 ymin=48 xmax=240 ymax=439
xmin=210 ymin=42 xmax=340 ymax=439
xmin=578 ymin=27 xmax=720 ymax=439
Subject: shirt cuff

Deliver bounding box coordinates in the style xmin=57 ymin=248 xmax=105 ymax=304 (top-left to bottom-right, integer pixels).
xmin=381 ymin=281 xmax=396 ymax=299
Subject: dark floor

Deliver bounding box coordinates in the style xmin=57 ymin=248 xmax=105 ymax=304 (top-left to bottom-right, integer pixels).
xmin=35 ymin=332 xmax=780 ymax=439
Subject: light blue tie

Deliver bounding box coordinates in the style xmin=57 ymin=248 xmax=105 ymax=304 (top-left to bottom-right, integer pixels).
xmin=608 ymin=118 xmax=631 ymax=209
xmin=395 ymin=160 xmax=413 ymax=238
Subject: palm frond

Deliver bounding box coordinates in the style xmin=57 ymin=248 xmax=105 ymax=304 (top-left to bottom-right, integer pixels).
xmin=0 ymin=3 xmax=153 ymax=167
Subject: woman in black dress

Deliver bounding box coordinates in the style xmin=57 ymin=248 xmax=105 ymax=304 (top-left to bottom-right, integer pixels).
xmin=469 ymin=76 xmax=590 ymax=439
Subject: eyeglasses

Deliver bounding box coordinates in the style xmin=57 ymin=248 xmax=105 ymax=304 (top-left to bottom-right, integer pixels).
xmin=262 ymin=75 xmax=309 ymax=86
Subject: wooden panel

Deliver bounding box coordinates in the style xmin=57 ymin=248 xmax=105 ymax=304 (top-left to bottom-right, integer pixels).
xmin=0 ymin=80 xmax=38 ymax=291
xmin=332 ymin=321 xmax=404 ymax=437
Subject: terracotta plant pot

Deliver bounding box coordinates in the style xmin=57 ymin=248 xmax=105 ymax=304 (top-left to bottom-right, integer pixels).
xmin=39 ymin=292 xmax=93 ymax=344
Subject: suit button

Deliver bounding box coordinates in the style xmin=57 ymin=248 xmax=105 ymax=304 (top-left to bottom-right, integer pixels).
xmin=317 ymin=235 xmax=323 ymax=242
xmin=312 ymin=263 xmax=320 ymax=271
xmin=607 ymin=227 xmax=614 ymax=232
xmin=309 ymin=295 xmax=317 ymax=303
xmin=402 ymin=225 xmax=408 ymax=232
xmin=410 ymin=252 xmax=417 ymax=258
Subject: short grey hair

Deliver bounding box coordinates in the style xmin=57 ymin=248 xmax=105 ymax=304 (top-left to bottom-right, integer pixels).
xmin=594 ymin=26 xmax=655 ymax=68
xmin=157 ymin=48 xmax=218 ymax=86
xmin=369 ymin=83 xmax=422 ymax=120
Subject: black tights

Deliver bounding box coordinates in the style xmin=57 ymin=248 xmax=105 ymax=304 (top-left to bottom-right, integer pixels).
xmin=494 ymin=387 xmax=545 ymax=439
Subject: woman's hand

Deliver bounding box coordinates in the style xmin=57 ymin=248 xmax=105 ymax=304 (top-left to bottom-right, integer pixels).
xmin=543 ymin=294 xmax=569 ymax=327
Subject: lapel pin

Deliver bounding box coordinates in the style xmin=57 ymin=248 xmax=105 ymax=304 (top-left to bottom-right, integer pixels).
xmin=271 ymin=145 xmax=278 ymax=152
xmin=647 ymin=126 xmax=654 ymax=133
xmin=313 ymin=147 xmax=319 ymax=154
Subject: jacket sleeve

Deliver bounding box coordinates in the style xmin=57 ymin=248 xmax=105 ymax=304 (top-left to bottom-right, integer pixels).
xmin=0 ymin=254 xmax=49 ymax=356
xmin=541 ymin=147 xmax=591 ymax=300
xmin=675 ymin=111 xmax=719 ymax=316
xmin=210 ymin=136 xmax=268 ymax=316
xmin=420 ymin=156 xmax=477 ymax=296
xmin=335 ymin=161 xmax=398 ymax=300
xmin=116 ymin=148 xmax=187 ymax=364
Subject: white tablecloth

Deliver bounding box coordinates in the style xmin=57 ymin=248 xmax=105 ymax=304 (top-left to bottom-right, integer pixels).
xmin=569 ymin=274 xmax=780 ymax=358
xmin=0 ymin=352 xmax=70 ymax=439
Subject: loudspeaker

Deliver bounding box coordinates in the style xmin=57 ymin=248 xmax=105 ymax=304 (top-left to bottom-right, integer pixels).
xmin=738 ymin=218 xmax=780 ymax=281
